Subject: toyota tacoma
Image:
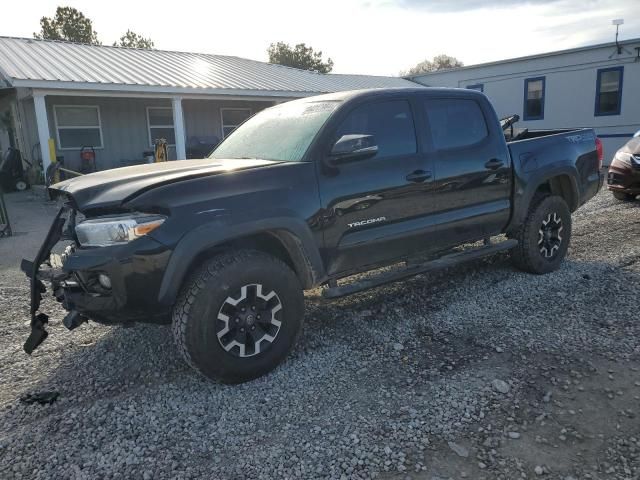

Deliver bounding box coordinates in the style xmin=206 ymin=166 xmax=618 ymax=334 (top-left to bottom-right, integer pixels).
xmin=23 ymin=88 xmax=604 ymax=383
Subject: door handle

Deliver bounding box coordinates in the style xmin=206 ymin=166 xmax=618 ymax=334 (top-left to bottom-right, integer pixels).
xmin=485 ymin=159 xmax=504 ymax=170
xmin=406 ymin=170 xmax=432 ymax=183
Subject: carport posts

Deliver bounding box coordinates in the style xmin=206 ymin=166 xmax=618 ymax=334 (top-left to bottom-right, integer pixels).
xmin=33 ymin=92 xmax=52 ymax=177
xmin=172 ymin=97 xmax=186 ymax=160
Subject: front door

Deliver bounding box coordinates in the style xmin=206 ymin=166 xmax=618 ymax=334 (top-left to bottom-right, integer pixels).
xmin=317 ymin=98 xmax=434 ymax=276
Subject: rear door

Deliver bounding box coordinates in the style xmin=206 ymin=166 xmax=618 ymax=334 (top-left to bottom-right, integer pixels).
xmin=317 ymin=97 xmax=434 ymax=276
xmin=420 ymin=95 xmax=512 ymax=243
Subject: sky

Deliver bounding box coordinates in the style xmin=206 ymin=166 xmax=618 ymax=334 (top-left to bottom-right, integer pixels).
xmin=4 ymin=0 xmax=640 ymax=76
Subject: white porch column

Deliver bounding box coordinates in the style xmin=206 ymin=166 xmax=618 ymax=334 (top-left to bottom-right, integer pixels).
xmin=172 ymin=97 xmax=186 ymax=160
xmin=33 ymin=92 xmax=52 ymax=176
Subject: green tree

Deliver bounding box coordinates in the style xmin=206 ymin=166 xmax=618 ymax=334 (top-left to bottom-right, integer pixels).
xmin=114 ymin=30 xmax=155 ymax=49
xmin=34 ymin=6 xmax=100 ymax=45
xmin=402 ymin=54 xmax=464 ymax=76
xmin=267 ymin=42 xmax=333 ymax=73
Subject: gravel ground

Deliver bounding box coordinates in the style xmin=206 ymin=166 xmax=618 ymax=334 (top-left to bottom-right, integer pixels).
xmin=0 ymin=188 xmax=638 ymax=480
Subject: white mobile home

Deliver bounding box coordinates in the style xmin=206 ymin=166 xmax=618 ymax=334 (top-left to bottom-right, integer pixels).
xmin=408 ymin=38 xmax=640 ymax=164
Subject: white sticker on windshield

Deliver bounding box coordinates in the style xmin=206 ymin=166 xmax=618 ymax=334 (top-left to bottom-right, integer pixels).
xmin=302 ymin=102 xmax=338 ymax=115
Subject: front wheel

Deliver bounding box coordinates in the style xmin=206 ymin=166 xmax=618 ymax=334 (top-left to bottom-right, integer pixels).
xmin=172 ymin=250 xmax=304 ymax=383
xmin=510 ymin=195 xmax=571 ymax=274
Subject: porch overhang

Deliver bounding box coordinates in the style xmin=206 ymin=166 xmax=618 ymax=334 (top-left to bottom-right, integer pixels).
xmin=24 ymin=86 xmax=294 ymax=169
xmin=11 ymin=80 xmax=317 ymax=100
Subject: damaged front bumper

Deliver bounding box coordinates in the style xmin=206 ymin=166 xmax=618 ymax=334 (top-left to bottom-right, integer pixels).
xmin=22 ymin=205 xmax=73 ymax=354
xmin=23 ymin=205 xmax=173 ymax=354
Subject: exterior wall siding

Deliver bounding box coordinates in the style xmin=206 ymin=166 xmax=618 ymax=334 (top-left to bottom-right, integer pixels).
xmin=411 ymin=40 xmax=640 ymax=164
xmin=18 ymin=98 xmax=39 ymax=160
xmin=14 ymin=96 xmax=279 ymax=172
xmin=44 ymin=96 xmax=175 ymax=171
xmin=183 ymin=99 xmax=275 ymax=142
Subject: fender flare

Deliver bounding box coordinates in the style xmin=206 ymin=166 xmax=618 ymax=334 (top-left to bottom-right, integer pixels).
xmin=510 ymin=166 xmax=580 ymax=230
xmin=156 ymin=217 xmax=324 ymax=306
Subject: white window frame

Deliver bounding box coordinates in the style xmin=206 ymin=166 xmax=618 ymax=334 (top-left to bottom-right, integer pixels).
xmin=220 ymin=108 xmax=252 ymax=138
xmin=53 ymin=105 xmax=104 ymax=150
xmin=147 ymin=106 xmax=176 ymax=147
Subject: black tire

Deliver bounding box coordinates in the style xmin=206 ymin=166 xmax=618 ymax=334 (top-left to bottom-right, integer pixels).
xmin=612 ymin=191 xmax=636 ymax=202
xmin=172 ymin=249 xmax=304 ymax=383
xmin=510 ymin=195 xmax=571 ymax=274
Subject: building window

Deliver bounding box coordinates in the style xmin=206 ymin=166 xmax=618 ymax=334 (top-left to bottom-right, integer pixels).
xmin=595 ymin=67 xmax=623 ymax=116
xmin=523 ymin=77 xmax=545 ymax=120
xmin=466 ymin=84 xmax=484 ymax=92
xmin=147 ymin=107 xmax=175 ymax=146
xmin=54 ymin=105 xmax=103 ymax=150
xmin=221 ymin=108 xmax=252 ymax=138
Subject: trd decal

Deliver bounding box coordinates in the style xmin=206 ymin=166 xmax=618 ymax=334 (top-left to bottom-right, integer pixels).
xmin=566 ymin=133 xmax=595 ymax=144
xmin=347 ymin=217 xmax=387 ymax=228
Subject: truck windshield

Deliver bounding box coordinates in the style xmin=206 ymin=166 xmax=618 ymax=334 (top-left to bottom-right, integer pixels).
xmin=209 ymin=100 xmax=341 ymax=162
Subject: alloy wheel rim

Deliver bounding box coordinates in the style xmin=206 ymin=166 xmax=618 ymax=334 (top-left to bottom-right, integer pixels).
xmin=216 ymin=283 xmax=282 ymax=357
xmin=538 ymin=212 xmax=563 ymax=259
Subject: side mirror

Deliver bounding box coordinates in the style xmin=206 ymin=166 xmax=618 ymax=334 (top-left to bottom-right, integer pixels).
xmin=329 ymin=134 xmax=378 ymax=163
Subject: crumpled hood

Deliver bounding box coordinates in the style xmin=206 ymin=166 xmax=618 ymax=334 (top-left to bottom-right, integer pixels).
xmin=51 ymin=158 xmax=280 ymax=211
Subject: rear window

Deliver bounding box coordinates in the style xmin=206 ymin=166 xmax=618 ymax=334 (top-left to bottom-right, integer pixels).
xmin=423 ymin=98 xmax=488 ymax=150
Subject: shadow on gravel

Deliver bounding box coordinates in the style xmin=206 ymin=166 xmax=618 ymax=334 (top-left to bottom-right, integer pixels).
xmin=11 ymin=253 xmax=517 ymax=400
xmin=15 ymin=244 xmax=640 ymax=402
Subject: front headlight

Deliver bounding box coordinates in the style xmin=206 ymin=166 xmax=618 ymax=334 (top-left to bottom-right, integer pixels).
xmin=75 ymin=214 xmax=166 ymax=247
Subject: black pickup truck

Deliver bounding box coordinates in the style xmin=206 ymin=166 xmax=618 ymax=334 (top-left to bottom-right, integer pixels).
xmin=24 ymin=88 xmax=604 ymax=383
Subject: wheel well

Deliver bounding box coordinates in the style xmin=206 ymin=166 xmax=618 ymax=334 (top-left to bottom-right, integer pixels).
xmin=182 ymin=231 xmax=315 ymax=290
xmin=534 ymin=175 xmax=578 ymax=211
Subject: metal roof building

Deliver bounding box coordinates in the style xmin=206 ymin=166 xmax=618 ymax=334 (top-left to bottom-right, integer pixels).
xmin=0 ymin=36 xmax=416 ymax=173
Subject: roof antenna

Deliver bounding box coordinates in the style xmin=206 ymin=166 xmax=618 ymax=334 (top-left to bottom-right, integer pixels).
xmin=609 ymin=19 xmax=631 ymax=58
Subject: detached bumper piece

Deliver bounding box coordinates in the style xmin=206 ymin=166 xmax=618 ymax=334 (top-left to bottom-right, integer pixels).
xmin=22 ymin=205 xmax=86 ymax=354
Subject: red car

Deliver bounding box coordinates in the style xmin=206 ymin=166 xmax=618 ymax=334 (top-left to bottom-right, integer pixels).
xmin=608 ymin=135 xmax=640 ymax=201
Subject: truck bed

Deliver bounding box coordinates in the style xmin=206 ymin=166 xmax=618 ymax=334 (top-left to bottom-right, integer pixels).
xmin=506 ymin=127 xmax=603 ymax=228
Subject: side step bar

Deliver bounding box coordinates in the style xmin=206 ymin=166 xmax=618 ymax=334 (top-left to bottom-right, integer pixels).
xmin=322 ymin=239 xmax=518 ymax=299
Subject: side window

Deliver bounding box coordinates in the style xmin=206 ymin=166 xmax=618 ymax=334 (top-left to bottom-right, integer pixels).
xmin=523 ymin=77 xmax=545 ymax=120
xmin=54 ymin=105 xmax=103 ymax=150
xmin=595 ymin=67 xmax=623 ymax=116
xmin=221 ymin=108 xmax=252 ymax=138
xmin=147 ymin=107 xmax=176 ymax=146
xmin=423 ymin=98 xmax=488 ymax=150
xmin=334 ymin=100 xmax=417 ymax=158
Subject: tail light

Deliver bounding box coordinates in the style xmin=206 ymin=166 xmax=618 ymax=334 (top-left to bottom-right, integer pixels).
xmin=595 ymin=137 xmax=604 ymax=169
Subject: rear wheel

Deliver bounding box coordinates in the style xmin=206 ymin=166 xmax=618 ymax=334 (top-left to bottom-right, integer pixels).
xmin=511 ymin=195 xmax=571 ymax=274
xmin=172 ymin=250 xmax=304 ymax=383
xmin=14 ymin=179 xmax=28 ymax=191
xmin=612 ymin=191 xmax=636 ymax=202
